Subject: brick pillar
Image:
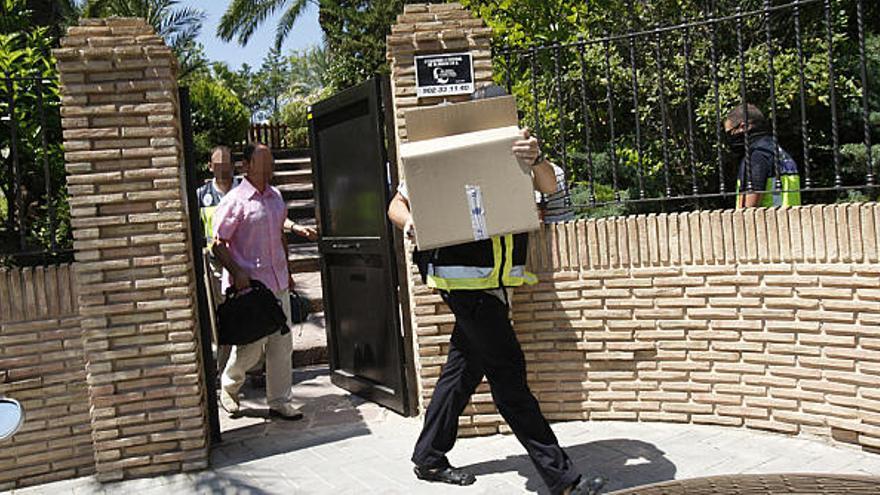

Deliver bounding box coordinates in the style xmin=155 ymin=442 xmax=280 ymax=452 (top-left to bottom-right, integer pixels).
xmin=386 ymin=3 xmax=495 ymax=413
xmin=54 ymin=18 xmax=209 ymax=481
xmin=386 ymin=2 xmax=493 ymax=145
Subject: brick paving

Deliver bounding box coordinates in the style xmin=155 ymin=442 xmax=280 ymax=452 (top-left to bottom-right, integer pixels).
xmin=11 ymin=366 xmax=880 ymax=495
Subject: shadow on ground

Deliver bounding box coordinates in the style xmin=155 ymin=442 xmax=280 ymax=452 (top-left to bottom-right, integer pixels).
xmin=211 ymin=367 xmax=372 ymax=469
xmin=191 ymin=472 xmax=272 ymax=495
xmin=464 ymin=438 xmax=676 ymax=494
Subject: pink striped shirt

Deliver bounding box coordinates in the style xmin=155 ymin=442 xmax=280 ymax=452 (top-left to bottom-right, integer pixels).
xmin=213 ymin=177 xmax=289 ymax=293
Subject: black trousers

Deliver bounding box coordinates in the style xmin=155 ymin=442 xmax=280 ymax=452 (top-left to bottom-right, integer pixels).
xmin=411 ymin=289 xmax=580 ymax=494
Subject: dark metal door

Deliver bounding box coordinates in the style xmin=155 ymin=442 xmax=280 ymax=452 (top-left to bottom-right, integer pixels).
xmin=309 ymin=77 xmax=410 ymax=415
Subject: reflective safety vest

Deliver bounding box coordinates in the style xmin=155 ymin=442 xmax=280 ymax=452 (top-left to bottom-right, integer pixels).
xmin=199 ymin=205 xmax=217 ymax=243
xmin=420 ymin=232 xmax=538 ymax=291
xmin=736 ymin=138 xmax=801 ymax=208
xmin=196 ymin=178 xmax=240 ymax=245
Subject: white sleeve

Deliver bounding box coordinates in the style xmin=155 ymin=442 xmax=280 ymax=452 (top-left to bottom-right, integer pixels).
xmin=397 ymin=181 xmax=409 ymax=201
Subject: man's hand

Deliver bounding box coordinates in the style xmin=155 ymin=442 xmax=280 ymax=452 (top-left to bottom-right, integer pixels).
xmin=403 ymin=217 xmax=416 ymax=240
xmin=513 ymin=128 xmax=541 ymax=168
xmin=285 ymin=218 xmax=319 ymax=241
xmin=232 ymin=268 xmax=251 ymax=291
xmin=293 ymin=224 xmax=319 ymax=241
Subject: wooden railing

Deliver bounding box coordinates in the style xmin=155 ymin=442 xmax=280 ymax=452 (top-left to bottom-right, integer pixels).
xmin=248 ymin=123 xmax=290 ymax=150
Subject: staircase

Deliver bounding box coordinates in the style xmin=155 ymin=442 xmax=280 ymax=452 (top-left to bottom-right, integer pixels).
xmin=272 ymin=149 xmax=323 ymax=312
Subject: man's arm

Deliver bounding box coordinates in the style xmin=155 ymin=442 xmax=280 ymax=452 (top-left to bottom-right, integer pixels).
xmin=211 ymin=199 xmax=250 ymax=291
xmin=512 ymin=128 xmax=557 ymax=194
xmin=212 ymin=241 xmax=250 ymax=291
xmin=388 ymin=191 xmax=414 ymax=239
xmin=740 ymin=192 xmax=762 ymax=208
xmin=283 ymin=218 xmax=318 ymax=241
xmin=531 ymin=159 xmax=558 ymax=194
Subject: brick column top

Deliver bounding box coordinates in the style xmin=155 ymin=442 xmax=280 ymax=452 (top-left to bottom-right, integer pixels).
xmin=386 ymin=2 xmax=494 ymax=145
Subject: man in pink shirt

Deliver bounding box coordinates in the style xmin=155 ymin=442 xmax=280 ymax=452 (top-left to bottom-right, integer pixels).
xmin=212 ymin=143 xmax=301 ymax=419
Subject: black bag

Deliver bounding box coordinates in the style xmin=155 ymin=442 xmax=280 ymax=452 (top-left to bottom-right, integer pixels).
xmin=217 ymin=280 xmax=290 ymax=345
xmin=289 ymin=290 xmax=312 ymax=324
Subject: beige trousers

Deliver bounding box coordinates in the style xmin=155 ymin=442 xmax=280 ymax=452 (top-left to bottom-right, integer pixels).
xmin=220 ymin=288 xmax=293 ymax=408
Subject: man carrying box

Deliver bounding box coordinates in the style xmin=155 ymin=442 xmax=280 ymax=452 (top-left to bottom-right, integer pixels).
xmin=387 ymin=85 xmax=606 ymax=495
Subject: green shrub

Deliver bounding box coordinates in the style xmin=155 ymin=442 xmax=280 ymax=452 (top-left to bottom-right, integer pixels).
xmin=188 ymin=77 xmax=250 ymax=164
xmin=279 ymin=87 xmax=332 ymax=148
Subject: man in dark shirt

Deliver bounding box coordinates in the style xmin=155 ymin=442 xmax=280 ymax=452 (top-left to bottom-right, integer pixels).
xmin=724 ymin=104 xmax=801 ymax=208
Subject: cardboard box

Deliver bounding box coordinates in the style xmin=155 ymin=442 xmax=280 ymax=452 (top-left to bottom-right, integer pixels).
xmin=401 ymin=96 xmax=540 ymax=250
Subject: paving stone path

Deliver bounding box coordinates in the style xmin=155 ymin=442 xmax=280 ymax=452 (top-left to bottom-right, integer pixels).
xmin=12 ymin=367 xmax=880 ymax=495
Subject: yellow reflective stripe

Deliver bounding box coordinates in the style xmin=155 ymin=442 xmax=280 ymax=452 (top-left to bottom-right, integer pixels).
xmin=501 ymin=268 xmax=538 ymax=287
xmin=501 ymin=233 xmax=515 ymax=286
xmin=491 ymin=236 xmax=503 ymax=281
xmin=426 ymin=237 xmax=504 ymax=290
xmin=780 ymin=175 xmax=801 ymax=206
xmin=200 ymin=206 xmax=217 ymax=240
xmin=424 ymin=235 xmax=539 ymax=290
xmin=427 ymin=274 xmax=502 ymax=290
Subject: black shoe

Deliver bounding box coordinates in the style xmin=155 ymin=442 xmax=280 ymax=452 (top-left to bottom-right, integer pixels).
xmin=413 ymin=465 xmax=476 ymax=486
xmin=568 ymin=475 xmax=607 ymax=495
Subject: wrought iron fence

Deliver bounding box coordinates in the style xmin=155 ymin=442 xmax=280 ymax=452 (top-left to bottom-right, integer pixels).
xmin=495 ymin=0 xmax=877 ymax=218
xmin=0 ymin=73 xmax=71 ymax=265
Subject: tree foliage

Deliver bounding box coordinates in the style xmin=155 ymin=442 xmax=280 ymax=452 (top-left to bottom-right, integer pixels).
xmin=318 ymin=0 xmax=401 ymax=89
xmin=0 ymin=0 xmax=69 ymax=261
xmin=200 ymin=45 xmax=330 ymax=124
xmin=188 ymin=77 xmax=250 ymax=164
xmin=208 ymin=61 xmax=264 ymax=120
xmin=288 ymin=44 xmax=329 ymax=96
xmin=279 ymin=86 xmax=331 ymax=148
xmin=259 ymin=46 xmax=290 ymax=121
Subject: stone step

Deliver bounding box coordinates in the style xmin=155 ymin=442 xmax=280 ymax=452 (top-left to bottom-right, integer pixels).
xmin=286 ymin=199 xmax=317 ymax=220
xmin=288 ymin=243 xmax=321 ymax=275
xmin=273 ymin=169 xmax=313 ymax=186
xmin=274 ymin=156 xmax=312 ymax=172
xmin=278 ymin=182 xmax=314 ymax=202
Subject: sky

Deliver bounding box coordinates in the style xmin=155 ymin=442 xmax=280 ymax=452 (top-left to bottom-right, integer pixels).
xmin=181 ymin=1 xmax=324 ymax=70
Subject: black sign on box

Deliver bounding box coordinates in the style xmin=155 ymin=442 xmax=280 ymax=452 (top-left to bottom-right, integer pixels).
xmin=414 ymin=53 xmax=474 ymax=98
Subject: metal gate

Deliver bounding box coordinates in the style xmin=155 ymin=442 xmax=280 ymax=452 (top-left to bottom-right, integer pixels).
xmin=178 ymin=87 xmax=222 ymax=443
xmin=308 ymin=77 xmax=411 ymax=415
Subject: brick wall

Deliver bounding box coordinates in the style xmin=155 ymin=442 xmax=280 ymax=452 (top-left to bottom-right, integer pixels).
xmin=0 ymin=265 xmax=93 ymax=489
xmin=53 ymin=18 xmax=209 ymax=482
xmin=410 ymin=204 xmax=880 ymax=453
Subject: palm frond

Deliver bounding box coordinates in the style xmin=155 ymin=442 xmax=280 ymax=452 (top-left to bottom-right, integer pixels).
xmin=273 ymin=0 xmax=308 ymax=50
xmin=158 ymin=5 xmax=205 ymax=45
xmin=217 ymin=0 xmax=287 ymax=46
